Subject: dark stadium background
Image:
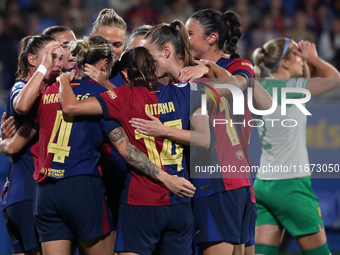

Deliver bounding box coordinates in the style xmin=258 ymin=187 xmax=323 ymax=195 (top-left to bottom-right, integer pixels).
xmin=1 ymin=0 xmax=340 ymax=254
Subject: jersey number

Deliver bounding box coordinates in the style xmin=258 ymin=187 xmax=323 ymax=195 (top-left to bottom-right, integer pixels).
xmin=47 ymin=110 xmax=73 ymax=163
xmin=135 ymin=119 xmax=183 ymax=171
xmin=220 ymin=96 xmax=240 ymax=146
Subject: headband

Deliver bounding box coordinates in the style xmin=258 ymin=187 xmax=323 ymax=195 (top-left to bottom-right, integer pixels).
xmin=278 ymin=38 xmax=290 ymax=62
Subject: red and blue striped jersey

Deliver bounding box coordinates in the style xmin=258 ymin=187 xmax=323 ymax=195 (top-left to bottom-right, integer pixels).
xmin=192 ymin=58 xmax=254 ymax=200
xmin=32 ymin=77 xmax=119 ymax=183
xmin=96 ymin=83 xmax=197 ymax=206
xmin=1 ymin=81 xmax=39 ymax=210
xmin=217 ymin=58 xmax=255 ymax=201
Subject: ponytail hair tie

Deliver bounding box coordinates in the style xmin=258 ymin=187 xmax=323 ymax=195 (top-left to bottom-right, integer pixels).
xmin=169 ymin=22 xmax=177 ymax=29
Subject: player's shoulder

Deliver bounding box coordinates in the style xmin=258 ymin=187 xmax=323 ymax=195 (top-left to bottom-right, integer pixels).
xmin=11 ymin=80 xmax=26 ymax=93
xmin=172 ymin=82 xmax=189 ymax=88
xmin=229 ymin=58 xmax=254 ymax=69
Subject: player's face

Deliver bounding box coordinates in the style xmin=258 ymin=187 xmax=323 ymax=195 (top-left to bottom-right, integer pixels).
xmin=185 ymin=18 xmax=210 ymax=60
xmin=54 ymin=31 xmax=77 ymax=71
xmin=287 ymin=42 xmax=303 ymax=77
xmin=35 ymin=46 xmax=63 ymax=84
xmin=94 ymin=26 xmax=126 ymax=63
xmin=128 ymin=34 xmax=145 ymax=49
xmin=141 ymin=39 xmax=168 ymax=80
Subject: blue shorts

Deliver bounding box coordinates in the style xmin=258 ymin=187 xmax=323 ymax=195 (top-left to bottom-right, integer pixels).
xmin=33 ymin=175 xmax=113 ymax=242
xmin=115 ymin=203 xmax=194 ymax=255
xmin=2 ymin=200 xmax=40 ymax=253
xmin=193 ymin=187 xmax=251 ymax=245
xmin=245 ymin=202 xmax=257 ymax=247
xmin=102 ymin=169 xmax=126 ymax=230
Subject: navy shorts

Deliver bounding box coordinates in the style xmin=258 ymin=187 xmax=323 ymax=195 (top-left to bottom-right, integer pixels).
xmin=33 ymin=175 xmax=114 ymax=242
xmin=245 ymin=202 xmax=257 ymax=247
xmin=193 ymin=187 xmax=251 ymax=245
xmin=2 ymin=200 xmax=40 ymax=253
xmin=115 ymin=203 xmax=194 ymax=255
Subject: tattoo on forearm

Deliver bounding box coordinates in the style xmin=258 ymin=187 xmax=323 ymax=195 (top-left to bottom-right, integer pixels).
xmin=108 ymin=127 xmax=124 ymax=142
xmin=108 ymin=127 xmax=160 ymax=180
xmin=125 ymin=140 xmax=160 ymax=179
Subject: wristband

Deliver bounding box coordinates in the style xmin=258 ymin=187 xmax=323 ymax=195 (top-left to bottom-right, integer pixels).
xmin=36 ymin=65 xmax=47 ymax=75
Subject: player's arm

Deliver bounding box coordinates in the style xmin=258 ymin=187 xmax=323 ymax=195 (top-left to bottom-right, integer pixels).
xmin=179 ymin=60 xmax=248 ymax=98
xmin=0 ymin=123 xmax=37 ymax=156
xmin=129 ymin=109 xmax=211 ymax=149
xmin=253 ymin=79 xmax=273 ymax=111
xmin=58 ymin=70 xmax=104 ymax=116
xmin=295 ymin=40 xmax=340 ymax=96
xmin=13 ymin=42 xmax=62 ymax=115
xmin=108 ymin=126 xmax=196 ymax=198
xmin=297 ymin=40 xmax=340 ymax=78
xmin=305 ymin=77 xmax=340 ymax=96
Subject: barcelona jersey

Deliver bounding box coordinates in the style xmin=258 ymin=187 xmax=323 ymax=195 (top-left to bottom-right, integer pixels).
xmin=191 ymin=58 xmax=255 ymax=200
xmin=32 ymin=77 xmax=119 ymax=183
xmin=1 ymin=81 xmax=39 ymax=210
xmin=96 ymin=82 xmax=199 ymax=206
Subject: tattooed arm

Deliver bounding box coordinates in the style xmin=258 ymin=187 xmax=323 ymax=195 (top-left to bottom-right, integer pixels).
xmin=108 ymin=127 xmax=196 ymax=198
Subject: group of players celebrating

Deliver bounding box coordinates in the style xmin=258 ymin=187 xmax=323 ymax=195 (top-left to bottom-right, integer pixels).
xmin=1 ymin=5 xmax=340 ymax=255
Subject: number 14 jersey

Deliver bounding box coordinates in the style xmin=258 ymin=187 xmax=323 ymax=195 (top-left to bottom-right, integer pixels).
xmin=96 ymin=83 xmax=196 ymax=206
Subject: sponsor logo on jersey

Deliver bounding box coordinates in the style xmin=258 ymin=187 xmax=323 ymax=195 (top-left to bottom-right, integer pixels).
xmin=241 ymin=62 xmax=253 ymax=69
xmin=107 ymin=89 xmax=117 ymax=100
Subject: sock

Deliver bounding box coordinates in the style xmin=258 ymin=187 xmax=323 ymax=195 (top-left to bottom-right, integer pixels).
xmin=255 ymin=243 xmax=279 ymax=255
xmin=302 ymin=243 xmax=331 ymax=255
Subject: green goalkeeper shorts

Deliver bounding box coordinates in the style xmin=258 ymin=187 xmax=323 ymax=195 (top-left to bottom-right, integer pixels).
xmin=253 ymin=177 xmax=324 ymax=236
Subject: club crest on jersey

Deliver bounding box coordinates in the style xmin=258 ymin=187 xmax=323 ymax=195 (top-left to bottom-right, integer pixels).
xmin=107 ymin=90 xmax=117 ymax=100
xmin=236 ymin=150 xmax=245 ymax=160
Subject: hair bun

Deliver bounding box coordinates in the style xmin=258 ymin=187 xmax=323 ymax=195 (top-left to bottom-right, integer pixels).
xmin=98 ymin=8 xmax=117 ymax=18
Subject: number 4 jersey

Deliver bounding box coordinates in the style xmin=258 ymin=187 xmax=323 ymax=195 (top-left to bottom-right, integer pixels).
xmin=96 ymin=82 xmax=200 ymax=206
xmin=31 ymin=78 xmax=119 ymax=183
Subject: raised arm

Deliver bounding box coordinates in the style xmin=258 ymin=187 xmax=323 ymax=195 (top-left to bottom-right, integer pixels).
xmin=58 ymin=71 xmax=104 ymax=116
xmin=295 ymin=41 xmax=340 ymax=96
xmin=297 ymin=40 xmax=340 ymax=78
xmin=107 ymin=126 xmax=196 ymax=198
xmin=13 ymin=42 xmax=62 ymax=115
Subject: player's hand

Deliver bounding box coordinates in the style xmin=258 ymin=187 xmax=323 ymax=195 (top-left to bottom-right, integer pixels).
xmin=179 ymin=65 xmax=210 ymax=82
xmin=1 ymin=112 xmax=18 ymax=139
xmin=57 ymin=69 xmax=75 ymax=84
xmin=129 ymin=112 xmax=164 ymax=137
xmin=163 ymin=175 xmax=196 ymax=199
xmin=84 ymin=63 xmax=110 ymax=86
xmin=295 ymin=40 xmax=318 ymax=62
xmin=41 ymin=42 xmax=62 ymax=69
xmin=220 ymin=53 xmax=231 ymax=59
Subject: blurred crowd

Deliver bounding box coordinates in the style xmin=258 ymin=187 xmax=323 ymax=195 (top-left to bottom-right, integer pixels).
xmin=1 ymin=0 xmax=340 ymax=102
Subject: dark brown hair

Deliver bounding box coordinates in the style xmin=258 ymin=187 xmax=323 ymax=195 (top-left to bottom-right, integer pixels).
xmin=190 ymin=9 xmax=241 ymax=58
xmin=16 ymin=35 xmax=56 ymax=80
xmin=119 ymin=46 xmax=158 ymax=90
